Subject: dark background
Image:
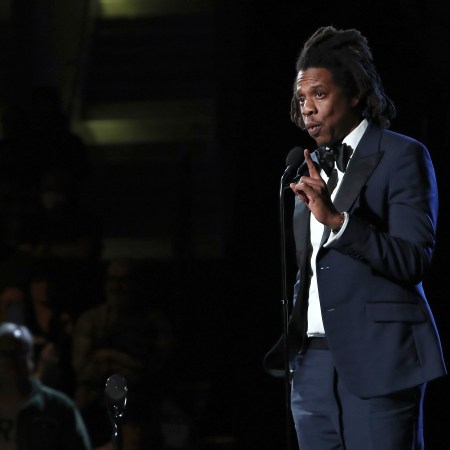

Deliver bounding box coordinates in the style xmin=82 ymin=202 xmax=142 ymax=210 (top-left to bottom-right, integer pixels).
xmin=1 ymin=1 xmax=450 ymax=448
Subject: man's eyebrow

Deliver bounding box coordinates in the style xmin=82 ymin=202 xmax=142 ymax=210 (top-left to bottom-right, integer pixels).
xmin=296 ymin=82 xmax=327 ymax=93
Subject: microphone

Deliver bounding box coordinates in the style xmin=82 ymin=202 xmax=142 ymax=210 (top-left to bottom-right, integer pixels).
xmin=105 ymin=373 xmax=127 ymax=418
xmin=282 ymin=146 xmax=304 ymax=186
xmin=105 ymin=374 xmax=128 ymax=450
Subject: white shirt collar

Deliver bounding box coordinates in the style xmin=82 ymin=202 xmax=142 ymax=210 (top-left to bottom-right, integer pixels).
xmin=342 ymin=118 xmax=369 ymax=154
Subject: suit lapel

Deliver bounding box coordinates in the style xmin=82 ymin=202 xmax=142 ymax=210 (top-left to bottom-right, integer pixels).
xmin=333 ymin=152 xmax=383 ymax=212
xmin=320 ymin=123 xmax=384 ymax=246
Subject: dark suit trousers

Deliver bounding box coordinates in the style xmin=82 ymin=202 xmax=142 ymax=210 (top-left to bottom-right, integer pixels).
xmin=290 ymin=348 xmax=425 ymax=450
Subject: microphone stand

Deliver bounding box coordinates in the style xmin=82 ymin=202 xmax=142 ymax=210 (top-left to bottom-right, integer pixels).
xmin=279 ymin=170 xmax=294 ymax=450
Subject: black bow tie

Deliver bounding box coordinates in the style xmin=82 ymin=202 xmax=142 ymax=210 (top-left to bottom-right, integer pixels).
xmin=317 ymin=142 xmax=353 ymax=176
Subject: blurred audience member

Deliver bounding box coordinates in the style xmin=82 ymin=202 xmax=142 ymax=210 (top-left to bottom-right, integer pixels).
xmin=0 ymin=86 xmax=98 ymax=317
xmin=24 ymin=267 xmax=75 ymax=396
xmin=0 ymin=86 xmax=89 ymax=198
xmin=72 ymin=258 xmax=174 ymax=447
xmin=0 ymin=285 xmax=26 ymax=325
xmin=0 ymin=85 xmax=90 ymax=253
xmin=28 ymin=85 xmax=90 ymax=185
xmin=0 ymin=322 xmax=92 ymax=449
xmin=0 ymin=104 xmax=36 ymax=208
xmin=12 ymin=167 xmax=102 ymax=318
xmin=17 ymin=168 xmax=102 ymax=263
xmin=158 ymin=396 xmax=195 ymax=450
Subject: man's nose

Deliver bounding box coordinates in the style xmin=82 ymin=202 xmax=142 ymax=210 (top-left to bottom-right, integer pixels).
xmin=302 ymin=98 xmax=316 ymax=116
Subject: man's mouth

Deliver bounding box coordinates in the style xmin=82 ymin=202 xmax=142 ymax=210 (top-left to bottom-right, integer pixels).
xmin=306 ymin=122 xmax=321 ymax=136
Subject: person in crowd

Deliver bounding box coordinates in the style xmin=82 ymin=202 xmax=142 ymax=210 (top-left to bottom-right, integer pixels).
xmin=0 ymin=285 xmax=26 ymax=325
xmin=0 ymin=322 xmax=92 ymax=449
xmin=72 ymin=258 xmax=174 ymax=447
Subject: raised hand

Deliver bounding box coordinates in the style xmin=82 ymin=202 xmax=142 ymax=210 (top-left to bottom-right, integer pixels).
xmin=290 ymin=149 xmax=343 ymax=229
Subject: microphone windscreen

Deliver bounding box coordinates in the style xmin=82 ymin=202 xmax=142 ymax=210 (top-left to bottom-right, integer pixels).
xmin=105 ymin=374 xmax=127 ymax=402
xmin=286 ymin=146 xmax=304 ymax=168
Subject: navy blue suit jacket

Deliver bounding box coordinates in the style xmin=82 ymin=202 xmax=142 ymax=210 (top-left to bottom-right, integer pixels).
xmin=265 ymin=123 xmax=447 ymax=398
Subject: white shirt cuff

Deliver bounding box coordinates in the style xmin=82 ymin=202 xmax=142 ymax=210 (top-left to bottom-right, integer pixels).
xmin=324 ymin=212 xmax=349 ymax=246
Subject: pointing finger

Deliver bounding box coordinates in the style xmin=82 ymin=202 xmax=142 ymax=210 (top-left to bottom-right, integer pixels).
xmin=304 ymin=149 xmax=320 ymax=179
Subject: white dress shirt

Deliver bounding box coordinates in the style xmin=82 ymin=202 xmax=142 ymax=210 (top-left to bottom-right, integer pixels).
xmin=306 ymin=119 xmax=369 ymax=336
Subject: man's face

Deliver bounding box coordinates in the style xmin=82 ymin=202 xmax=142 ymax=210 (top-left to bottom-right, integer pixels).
xmin=0 ymin=330 xmax=31 ymax=384
xmin=296 ymin=67 xmax=361 ymax=146
xmin=105 ymin=260 xmax=130 ymax=306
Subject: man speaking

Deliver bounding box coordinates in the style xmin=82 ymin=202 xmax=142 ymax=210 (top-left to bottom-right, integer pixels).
xmin=265 ymin=26 xmax=446 ymax=450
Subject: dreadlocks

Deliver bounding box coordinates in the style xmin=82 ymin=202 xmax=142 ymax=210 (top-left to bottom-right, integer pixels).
xmin=291 ymin=26 xmax=396 ymax=129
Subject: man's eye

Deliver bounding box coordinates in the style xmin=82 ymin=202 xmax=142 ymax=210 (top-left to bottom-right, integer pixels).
xmin=298 ymin=97 xmax=305 ymax=104
xmin=315 ymin=92 xmax=324 ymax=98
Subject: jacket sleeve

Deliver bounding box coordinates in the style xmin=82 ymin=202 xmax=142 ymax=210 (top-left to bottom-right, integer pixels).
xmin=327 ymin=140 xmax=438 ymax=285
